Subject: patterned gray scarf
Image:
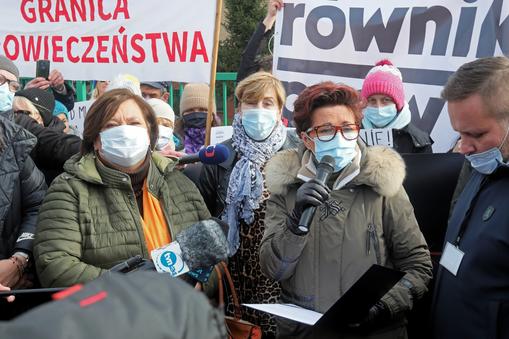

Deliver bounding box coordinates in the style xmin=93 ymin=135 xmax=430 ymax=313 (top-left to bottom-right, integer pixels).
xmin=223 ymin=113 xmax=286 ymax=255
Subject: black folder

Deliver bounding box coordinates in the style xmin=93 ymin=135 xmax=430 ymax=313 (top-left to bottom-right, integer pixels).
xmin=304 ymin=264 xmax=405 ymax=338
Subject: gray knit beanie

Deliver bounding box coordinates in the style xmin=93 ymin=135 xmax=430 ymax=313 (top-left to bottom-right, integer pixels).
xmin=0 ymin=55 xmax=19 ymax=79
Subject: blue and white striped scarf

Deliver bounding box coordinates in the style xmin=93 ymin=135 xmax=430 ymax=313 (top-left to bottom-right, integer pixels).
xmin=222 ymin=113 xmax=286 ymax=255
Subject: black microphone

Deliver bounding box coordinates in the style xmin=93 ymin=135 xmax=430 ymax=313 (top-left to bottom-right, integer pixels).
xmin=298 ymin=155 xmax=336 ymax=233
xmin=177 ymin=144 xmax=230 ymax=165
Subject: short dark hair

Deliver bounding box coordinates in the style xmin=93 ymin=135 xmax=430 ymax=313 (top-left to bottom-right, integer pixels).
xmin=81 ymin=89 xmax=158 ymax=155
xmin=442 ymin=56 xmax=509 ymax=120
xmin=293 ymin=82 xmax=364 ymax=134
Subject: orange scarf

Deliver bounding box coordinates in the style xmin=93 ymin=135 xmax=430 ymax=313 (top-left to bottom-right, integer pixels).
xmin=140 ymin=181 xmax=171 ymax=255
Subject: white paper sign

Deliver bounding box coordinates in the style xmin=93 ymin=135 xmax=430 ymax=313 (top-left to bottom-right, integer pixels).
xmin=273 ymin=0 xmax=509 ymax=152
xmin=68 ymin=100 xmax=94 ymax=138
xmin=243 ymin=304 xmax=323 ymax=326
xmin=359 ymin=129 xmax=393 ymax=147
xmin=210 ymin=126 xmax=233 ymax=145
xmin=0 ymin=0 xmax=217 ymax=83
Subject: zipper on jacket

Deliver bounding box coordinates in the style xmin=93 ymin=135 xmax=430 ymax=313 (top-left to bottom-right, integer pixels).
xmin=367 ymin=224 xmax=381 ymax=265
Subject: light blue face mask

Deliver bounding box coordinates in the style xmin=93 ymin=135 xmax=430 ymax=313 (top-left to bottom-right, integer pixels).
xmin=0 ymin=83 xmax=14 ymax=112
xmin=465 ymin=127 xmax=509 ymax=175
xmin=363 ymin=104 xmax=398 ymax=128
xmin=313 ymin=134 xmax=357 ymax=172
xmin=241 ymin=108 xmax=278 ymax=141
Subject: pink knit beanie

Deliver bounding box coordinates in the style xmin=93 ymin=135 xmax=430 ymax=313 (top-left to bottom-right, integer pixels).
xmin=361 ymin=59 xmax=405 ymax=112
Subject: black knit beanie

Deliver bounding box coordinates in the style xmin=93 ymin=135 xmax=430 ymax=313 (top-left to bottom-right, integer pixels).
xmin=15 ymin=88 xmax=55 ymax=126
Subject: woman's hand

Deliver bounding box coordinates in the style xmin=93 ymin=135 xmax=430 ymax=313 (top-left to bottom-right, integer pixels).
xmin=294 ymin=179 xmax=330 ymax=215
xmin=263 ymin=0 xmax=284 ymax=32
xmin=0 ymin=283 xmax=15 ymax=302
xmin=287 ymin=179 xmax=330 ymax=235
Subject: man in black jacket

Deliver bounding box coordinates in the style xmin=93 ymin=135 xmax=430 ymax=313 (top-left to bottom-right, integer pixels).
xmin=432 ymin=56 xmax=509 ymax=339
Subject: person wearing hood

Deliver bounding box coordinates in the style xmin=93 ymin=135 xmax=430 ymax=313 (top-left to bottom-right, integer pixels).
xmin=361 ymin=60 xmax=433 ymax=153
xmin=259 ymin=82 xmax=432 ymax=338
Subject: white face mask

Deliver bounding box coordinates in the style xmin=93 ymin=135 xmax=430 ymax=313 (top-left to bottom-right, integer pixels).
xmin=99 ymin=125 xmax=150 ymax=168
xmin=156 ymin=125 xmax=174 ymax=150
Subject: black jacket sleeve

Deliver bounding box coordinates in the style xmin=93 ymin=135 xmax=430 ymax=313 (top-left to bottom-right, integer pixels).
xmin=15 ymin=113 xmax=81 ymax=169
xmin=52 ymin=83 xmax=76 ymax=111
xmin=236 ymin=21 xmax=272 ymax=82
xmin=195 ymin=165 xmax=220 ymax=217
xmin=14 ymin=156 xmax=47 ymax=254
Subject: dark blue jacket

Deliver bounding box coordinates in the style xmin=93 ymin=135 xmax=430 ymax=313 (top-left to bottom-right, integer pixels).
xmin=432 ymin=166 xmax=509 ymax=339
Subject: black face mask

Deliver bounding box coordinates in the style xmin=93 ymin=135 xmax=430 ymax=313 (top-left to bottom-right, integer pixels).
xmin=183 ymin=111 xmax=208 ymax=128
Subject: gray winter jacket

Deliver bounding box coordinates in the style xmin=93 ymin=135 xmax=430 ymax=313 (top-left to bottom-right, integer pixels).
xmin=260 ymin=143 xmax=432 ymax=338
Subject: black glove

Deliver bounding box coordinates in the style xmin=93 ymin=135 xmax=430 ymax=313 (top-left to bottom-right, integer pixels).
xmin=347 ymin=301 xmax=392 ymax=333
xmin=287 ymin=179 xmax=330 ymax=235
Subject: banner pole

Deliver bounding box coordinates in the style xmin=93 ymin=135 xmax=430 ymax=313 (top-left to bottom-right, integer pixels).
xmin=205 ymin=0 xmax=223 ymax=146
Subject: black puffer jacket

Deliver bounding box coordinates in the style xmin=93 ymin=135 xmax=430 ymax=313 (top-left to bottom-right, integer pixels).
xmin=194 ymin=130 xmax=300 ymax=217
xmin=393 ymin=123 xmax=433 ymax=154
xmin=0 ymin=115 xmax=47 ymax=259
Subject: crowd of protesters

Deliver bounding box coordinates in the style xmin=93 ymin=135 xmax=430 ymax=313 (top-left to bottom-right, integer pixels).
xmin=0 ymin=0 xmax=508 ymax=338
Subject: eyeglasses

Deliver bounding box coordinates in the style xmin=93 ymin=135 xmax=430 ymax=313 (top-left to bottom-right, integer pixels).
xmin=0 ymin=74 xmax=20 ymax=92
xmin=306 ymin=123 xmax=360 ymax=142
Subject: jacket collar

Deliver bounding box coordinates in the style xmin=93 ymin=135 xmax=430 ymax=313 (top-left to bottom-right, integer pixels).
xmin=63 ymin=151 xmax=177 ymax=187
xmin=266 ymin=142 xmax=406 ymax=197
xmin=218 ymin=129 xmax=302 ymax=170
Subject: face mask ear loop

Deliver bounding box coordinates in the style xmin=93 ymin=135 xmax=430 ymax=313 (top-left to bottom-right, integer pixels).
xmin=499 ymin=122 xmax=509 ymax=150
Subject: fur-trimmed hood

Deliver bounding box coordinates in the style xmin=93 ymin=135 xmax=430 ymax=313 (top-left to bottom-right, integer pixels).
xmin=266 ymin=143 xmax=406 ymax=198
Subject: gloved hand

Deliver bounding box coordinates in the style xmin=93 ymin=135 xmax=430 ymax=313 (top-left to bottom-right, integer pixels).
xmin=347 ymin=301 xmax=392 ymax=333
xmin=287 ymin=179 xmax=330 ymax=235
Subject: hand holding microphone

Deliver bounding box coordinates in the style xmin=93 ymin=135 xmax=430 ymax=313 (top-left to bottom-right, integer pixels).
xmin=287 ymin=155 xmax=335 ymax=235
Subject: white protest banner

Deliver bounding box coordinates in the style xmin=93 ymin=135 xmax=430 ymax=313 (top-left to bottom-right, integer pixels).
xmin=68 ymin=100 xmax=94 ymax=137
xmin=0 ymin=0 xmax=217 ymax=83
xmin=273 ymin=0 xmax=509 ymax=152
xmin=359 ymin=129 xmax=394 ymax=147
xmin=210 ymin=126 xmax=233 ymax=145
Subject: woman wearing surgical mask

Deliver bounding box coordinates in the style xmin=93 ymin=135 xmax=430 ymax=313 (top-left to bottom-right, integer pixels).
xmin=361 ymin=59 xmax=433 ymax=153
xmin=34 ymin=89 xmax=211 ymax=287
xmin=260 ymin=82 xmax=432 ymax=338
xmin=146 ymin=98 xmax=184 ymax=156
xmin=194 ymin=72 xmax=299 ymax=336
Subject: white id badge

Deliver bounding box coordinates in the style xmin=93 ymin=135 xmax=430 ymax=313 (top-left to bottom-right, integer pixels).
xmin=439 ymin=242 xmax=464 ymax=276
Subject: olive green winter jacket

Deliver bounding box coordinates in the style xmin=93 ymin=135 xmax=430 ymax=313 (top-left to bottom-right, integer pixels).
xmin=260 ymin=144 xmax=432 ymax=338
xmin=34 ymin=152 xmax=211 ymax=287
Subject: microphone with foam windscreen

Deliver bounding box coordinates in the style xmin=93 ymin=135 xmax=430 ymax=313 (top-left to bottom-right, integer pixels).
xmin=151 ymin=218 xmax=229 ymax=277
xmin=298 ymin=155 xmax=336 ymax=233
xmin=177 ymin=144 xmax=230 ymax=165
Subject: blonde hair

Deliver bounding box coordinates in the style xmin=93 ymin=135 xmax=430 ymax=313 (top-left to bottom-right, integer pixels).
xmin=12 ymin=96 xmax=43 ymax=125
xmin=235 ymin=72 xmax=286 ymax=110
